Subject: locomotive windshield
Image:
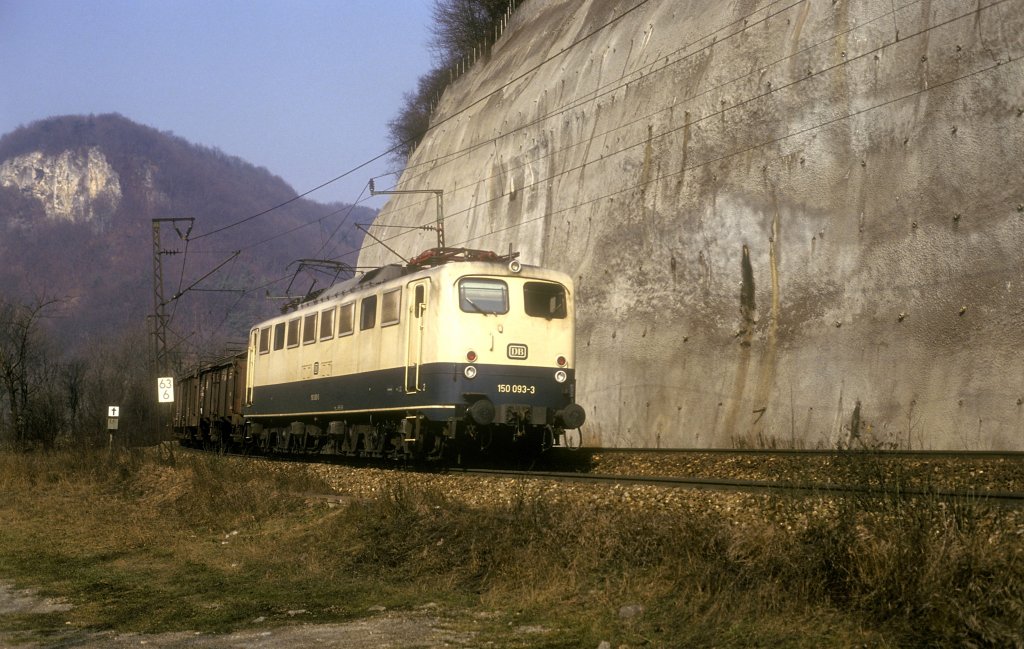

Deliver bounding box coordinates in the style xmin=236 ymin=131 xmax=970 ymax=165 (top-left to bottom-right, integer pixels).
xmin=524 ymin=282 xmax=567 ymax=319
xmin=459 ymin=278 xmax=508 ymax=315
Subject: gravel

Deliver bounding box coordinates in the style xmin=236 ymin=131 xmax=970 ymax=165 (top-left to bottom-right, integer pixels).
xmin=301 ymin=449 xmax=1024 ymax=543
xmin=305 ymin=448 xmax=1024 ymax=507
xmin=582 ymin=449 xmax=1024 ymax=492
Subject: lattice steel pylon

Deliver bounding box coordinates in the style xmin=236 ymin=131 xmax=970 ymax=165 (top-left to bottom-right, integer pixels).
xmin=150 ymin=218 xmax=194 ymax=376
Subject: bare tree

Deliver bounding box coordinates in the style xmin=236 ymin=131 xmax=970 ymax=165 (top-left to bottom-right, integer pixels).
xmin=61 ymin=359 xmax=89 ymax=445
xmin=386 ymin=0 xmax=518 ymax=166
xmin=0 ymin=295 xmax=62 ymax=448
xmin=428 ymin=0 xmax=511 ymax=64
xmin=386 ymin=67 xmax=452 ymax=163
xmin=79 ymin=327 xmax=159 ymax=447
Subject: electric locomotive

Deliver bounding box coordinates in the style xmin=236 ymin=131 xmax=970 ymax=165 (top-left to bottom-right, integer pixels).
xmin=196 ymin=247 xmax=585 ymax=461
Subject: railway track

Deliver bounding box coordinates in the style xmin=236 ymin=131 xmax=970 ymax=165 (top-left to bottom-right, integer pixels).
xmin=183 ymin=442 xmax=1024 ymax=506
xmin=456 ymin=466 xmax=1024 ymax=507
xmin=582 ymin=447 xmax=1024 ymax=460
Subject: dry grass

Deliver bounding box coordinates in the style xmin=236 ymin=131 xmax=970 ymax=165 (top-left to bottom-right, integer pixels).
xmin=0 ymin=449 xmax=1022 ymax=648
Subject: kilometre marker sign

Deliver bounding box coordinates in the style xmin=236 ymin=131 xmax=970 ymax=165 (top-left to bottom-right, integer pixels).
xmin=158 ymin=377 xmax=174 ymax=403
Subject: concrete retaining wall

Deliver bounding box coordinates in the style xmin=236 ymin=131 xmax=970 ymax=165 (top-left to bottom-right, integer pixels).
xmin=360 ymin=0 xmax=1024 ymax=449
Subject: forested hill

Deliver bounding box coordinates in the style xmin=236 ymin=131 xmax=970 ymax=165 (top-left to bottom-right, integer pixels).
xmin=0 ymin=113 xmax=369 ymax=356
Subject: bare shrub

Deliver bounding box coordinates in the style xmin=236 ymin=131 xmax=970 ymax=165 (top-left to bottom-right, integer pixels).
xmin=797 ymin=494 xmax=1024 ymax=645
xmin=0 ymin=296 xmax=63 ymax=448
xmin=385 ymin=68 xmax=452 ymax=163
xmin=386 ymin=0 xmax=518 ymax=166
xmin=321 ymin=480 xmax=1023 ymax=646
xmin=428 ymin=0 xmax=511 ymax=64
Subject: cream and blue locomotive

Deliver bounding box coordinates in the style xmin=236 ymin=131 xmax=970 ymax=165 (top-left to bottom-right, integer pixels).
xmin=238 ymin=249 xmax=585 ymax=461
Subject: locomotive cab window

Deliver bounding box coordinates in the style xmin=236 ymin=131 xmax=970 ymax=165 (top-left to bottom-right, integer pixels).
xmin=360 ymin=295 xmax=377 ymax=330
xmin=381 ymin=288 xmax=401 ymax=326
xmin=259 ymin=326 xmax=271 ymax=354
xmin=459 ymin=278 xmax=508 ymax=315
xmin=524 ymin=282 xmax=568 ymax=319
xmin=338 ymin=302 xmax=355 ymax=337
xmin=273 ymin=322 xmax=285 ymax=351
xmin=302 ymin=312 xmax=318 ymax=345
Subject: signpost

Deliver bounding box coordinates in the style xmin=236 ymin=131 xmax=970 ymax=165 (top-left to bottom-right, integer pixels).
xmin=157 ymin=377 xmax=175 ymax=445
xmin=107 ymin=405 xmax=119 ymax=451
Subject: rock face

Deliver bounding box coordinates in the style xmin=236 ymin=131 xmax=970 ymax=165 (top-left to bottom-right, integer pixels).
xmin=0 ymin=147 xmax=122 ymax=227
xmin=361 ymin=0 xmax=1024 ymax=450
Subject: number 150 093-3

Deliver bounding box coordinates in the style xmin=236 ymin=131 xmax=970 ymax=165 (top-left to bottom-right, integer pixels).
xmin=497 ymin=384 xmax=536 ymax=395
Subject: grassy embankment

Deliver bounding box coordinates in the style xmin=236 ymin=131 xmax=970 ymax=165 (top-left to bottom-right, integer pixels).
xmin=0 ymin=448 xmax=1022 ymax=648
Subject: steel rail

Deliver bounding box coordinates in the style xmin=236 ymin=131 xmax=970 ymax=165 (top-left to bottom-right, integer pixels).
xmin=572 ymin=448 xmax=1024 ymax=460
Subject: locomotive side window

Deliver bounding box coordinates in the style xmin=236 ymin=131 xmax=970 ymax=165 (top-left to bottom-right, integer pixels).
xmin=287 ymin=317 xmax=300 ymax=348
xmin=360 ymin=295 xmax=377 ymax=330
xmin=338 ymin=303 xmax=355 ymax=337
xmin=273 ymin=322 xmax=285 ymax=351
xmin=381 ymin=288 xmax=401 ymax=326
xmin=259 ymin=326 xmax=271 ymax=354
xmin=319 ymin=307 xmax=335 ymax=341
xmin=524 ymin=282 xmax=568 ymax=319
xmin=459 ymin=278 xmax=508 ymax=315
xmin=302 ymin=312 xmax=318 ymax=345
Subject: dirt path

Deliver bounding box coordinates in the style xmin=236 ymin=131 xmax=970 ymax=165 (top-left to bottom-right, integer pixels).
xmin=0 ymin=582 xmax=478 ymax=648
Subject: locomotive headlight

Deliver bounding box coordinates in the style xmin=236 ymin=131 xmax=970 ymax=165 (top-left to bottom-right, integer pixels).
xmin=464 ymin=365 xmax=478 ymax=379
xmin=554 ymin=370 xmax=567 ymax=383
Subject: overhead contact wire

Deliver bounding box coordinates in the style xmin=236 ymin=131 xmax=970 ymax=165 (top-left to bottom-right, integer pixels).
xmin=357 ymin=0 xmax=1017 ymax=256
xmin=187 ymin=0 xmax=654 ymax=245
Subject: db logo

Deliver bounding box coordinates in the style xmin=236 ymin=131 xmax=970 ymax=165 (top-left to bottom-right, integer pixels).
xmin=507 ymin=343 xmax=528 ymax=360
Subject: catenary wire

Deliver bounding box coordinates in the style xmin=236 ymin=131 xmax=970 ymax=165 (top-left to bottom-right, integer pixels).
xmin=186 ymin=0 xmax=655 ymax=244
xmin=358 ymin=0 xmax=805 ymax=226
xmin=178 ymin=0 xmax=785 ymax=275
xmin=355 ymin=0 xmax=1018 ymax=256
xmin=365 ymin=0 xmax=1004 ymax=232
xmin=179 ymin=0 xmax=1019 ymax=309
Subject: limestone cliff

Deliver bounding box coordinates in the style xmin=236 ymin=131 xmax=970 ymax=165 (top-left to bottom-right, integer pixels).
xmin=361 ymin=0 xmax=1024 ymax=450
xmin=0 ymin=147 xmax=122 ymax=227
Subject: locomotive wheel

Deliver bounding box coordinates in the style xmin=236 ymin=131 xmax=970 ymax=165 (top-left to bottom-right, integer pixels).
xmin=454 ymin=423 xmax=482 ymax=465
xmin=427 ymin=431 xmax=446 ymax=461
xmin=338 ymin=429 xmax=354 ymax=454
xmin=363 ymin=429 xmax=384 ymax=456
xmin=276 ymin=432 xmax=291 ymax=453
xmin=414 ymin=429 xmax=437 ymax=462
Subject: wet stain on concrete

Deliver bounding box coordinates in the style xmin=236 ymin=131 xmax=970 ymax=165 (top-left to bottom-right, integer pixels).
xmin=722 ymin=244 xmax=757 ymax=442
xmin=739 ymin=244 xmax=757 ymax=344
xmin=749 ymin=209 xmax=781 ymax=440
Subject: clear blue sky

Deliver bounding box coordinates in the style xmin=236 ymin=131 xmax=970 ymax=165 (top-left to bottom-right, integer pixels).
xmin=0 ymin=0 xmax=435 ymax=207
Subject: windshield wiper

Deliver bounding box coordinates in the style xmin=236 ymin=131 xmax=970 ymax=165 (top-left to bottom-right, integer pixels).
xmin=464 ymin=297 xmax=489 ymax=315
